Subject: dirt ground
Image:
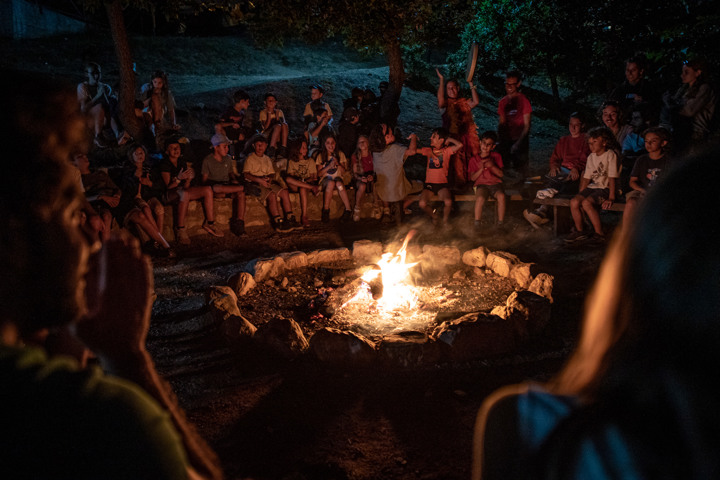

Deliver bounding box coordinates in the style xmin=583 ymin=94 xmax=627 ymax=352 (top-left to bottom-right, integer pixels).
xmin=3 ymin=34 xmax=613 ymax=479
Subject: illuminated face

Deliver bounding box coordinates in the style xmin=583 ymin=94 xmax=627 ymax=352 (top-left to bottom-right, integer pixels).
xmin=446 ymin=81 xmax=459 ymax=99
xmin=310 ymin=88 xmax=322 ymax=100
xmin=383 ymin=125 xmax=395 ymax=145
xmin=681 ymin=65 xmax=701 ymax=85
xmin=166 ymin=143 xmax=181 ymax=160
xmin=602 ymin=106 xmax=619 ymax=130
xmin=132 ymin=147 xmax=146 ymax=165
xmin=237 ymin=99 xmax=250 ymax=110
xmin=357 ymin=137 xmax=368 ymax=151
xmin=300 ymin=141 xmax=308 ymax=157
xmin=324 ymin=136 xmax=336 ymax=154
xmin=643 ymin=132 xmax=665 ymax=154
xmin=568 ymin=118 xmax=583 ymax=137
xmin=630 ymin=111 xmax=645 ymax=130
xmin=254 ymin=141 xmax=267 ymax=156
xmin=430 ymin=132 xmax=444 ymax=149
xmin=480 ymin=138 xmax=496 ymax=156
xmin=152 ymin=77 xmax=164 ymax=89
xmin=625 ymin=62 xmax=643 ymax=85
xmin=265 ymin=96 xmax=277 ymax=109
xmin=504 ymin=76 xmax=520 ymax=95
xmin=215 ymin=143 xmax=229 ymax=156
xmin=588 ymin=136 xmax=606 ymax=154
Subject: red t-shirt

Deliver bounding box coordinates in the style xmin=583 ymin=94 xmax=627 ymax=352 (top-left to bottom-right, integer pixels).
xmin=468 ymin=151 xmax=504 ymax=186
xmin=498 ymin=93 xmax=532 ymax=140
xmin=421 ymin=147 xmax=452 ymax=184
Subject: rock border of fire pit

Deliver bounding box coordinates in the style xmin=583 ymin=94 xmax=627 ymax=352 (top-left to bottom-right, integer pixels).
xmin=207 ymin=240 xmax=554 ymax=368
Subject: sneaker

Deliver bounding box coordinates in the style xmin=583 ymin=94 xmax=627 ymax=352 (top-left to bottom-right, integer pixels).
xmin=404 ymin=207 xmax=412 ymax=215
xmin=202 ymin=221 xmax=224 ymax=237
xmin=340 ymin=209 xmax=352 ymax=223
xmin=301 ymin=215 xmax=310 ymax=227
xmin=352 ymin=207 xmax=361 ymax=222
xmin=175 ymin=227 xmax=191 ymax=245
xmin=321 ymin=209 xmax=330 ymax=223
xmin=565 ymin=228 xmax=590 ymax=243
xmin=267 ymin=146 xmax=277 ymax=158
xmin=381 ymin=206 xmax=393 ymax=223
xmin=590 ymin=232 xmax=607 ymax=244
xmin=230 ymin=219 xmax=245 ymax=236
xmin=277 ymin=145 xmax=288 ymax=158
xmin=496 ymin=221 xmax=508 ymax=234
xmin=523 ymin=209 xmax=549 ymax=229
xmin=473 ymin=220 xmax=483 ymax=233
xmin=285 ymin=214 xmax=300 ymax=230
xmin=274 ymin=217 xmax=293 ymax=233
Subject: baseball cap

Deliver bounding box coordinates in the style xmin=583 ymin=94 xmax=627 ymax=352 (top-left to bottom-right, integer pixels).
xmin=211 ymin=133 xmax=231 ymax=146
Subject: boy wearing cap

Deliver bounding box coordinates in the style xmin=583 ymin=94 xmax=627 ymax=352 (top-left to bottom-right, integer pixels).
xmin=201 ymin=134 xmax=247 ymax=236
xmin=303 ymin=84 xmax=333 ymax=127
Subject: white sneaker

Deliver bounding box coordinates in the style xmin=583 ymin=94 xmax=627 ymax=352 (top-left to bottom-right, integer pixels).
xmin=352 ymin=207 xmax=361 ymax=222
xmin=202 ymin=221 xmax=224 ymax=237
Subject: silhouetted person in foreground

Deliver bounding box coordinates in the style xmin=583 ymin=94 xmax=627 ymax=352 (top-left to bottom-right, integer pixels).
xmin=0 ymin=71 xmax=223 ymax=480
xmin=473 ymin=146 xmax=720 ymax=479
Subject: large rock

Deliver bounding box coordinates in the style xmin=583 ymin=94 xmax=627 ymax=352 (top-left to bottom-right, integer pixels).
xmin=309 ymin=327 xmax=376 ymax=365
xmin=377 ymin=331 xmax=444 ymax=367
xmin=462 ymin=247 xmax=491 ymax=268
xmin=509 ymin=263 xmax=538 ymax=289
xmin=254 ymin=317 xmax=309 ymax=358
xmin=306 ymin=248 xmax=352 ymax=265
xmin=420 ymin=245 xmax=461 ymax=275
xmin=432 ymin=313 xmax=518 ymax=361
xmin=278 ymin=251 xmax=308 ymax=270
xmin=529 ymin=273 xmax=554 ymax=303
xmin=246 ymin=256 xmax=286 ymax=282
xmin=352 ymin=240 xmax=384 ymax=264
xmin=227 ymin=272 xmax=257 ymax=297
xmin=493 ymin=290 xmax=552 ymax=340
xmin=486 ymin=251 xmax=520 ymax=278
xmin=205 ymin=286 xmax=257 ymax=339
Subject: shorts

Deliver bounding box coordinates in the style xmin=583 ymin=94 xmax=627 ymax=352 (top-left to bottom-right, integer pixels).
xmin=577 ymin=187 xmax=610 ymax=203
xmin=321 ymin=176 xmax=344 ymax=190
xmin=473 ymin=183 xmax=505 ymax=199
xmin=250 ymin=181 xmax=285 ymax=203
xmin=162 ymin=188 xmax=181 ymax=205
xmin=354 ymin=174 xmax=374 ymax=193
xmin=424 ymin=183 xmax=450 ymax=194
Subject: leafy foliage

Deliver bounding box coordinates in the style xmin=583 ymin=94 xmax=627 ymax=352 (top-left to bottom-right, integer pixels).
xmin=451 ymin=0 xmax=720 ymax=101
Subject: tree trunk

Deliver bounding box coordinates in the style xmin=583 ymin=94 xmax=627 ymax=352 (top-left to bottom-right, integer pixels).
xmin=106 ymin=0 xmax=140 ymax=139
xmin=380 ymin=37 xmax=405 ymax=129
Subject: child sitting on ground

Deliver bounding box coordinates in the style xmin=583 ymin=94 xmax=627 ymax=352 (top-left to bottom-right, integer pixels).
xmin=565 ymin=126 xmax=621 ymax=243
xmin=351 ymin=135 xmax=377 ymax=221
xmin=259 ymin=92 xmax=289 ymax=158
xmin=243 ymin=135 xmax=298 ymax=232
xmin=201 ymin=133 xmax=247 ymax=236
xmin=524 ymin=112 xmax=590 ymax=228
xmin=624 ymin=127 xmax=673 ymax=225
xmin=468 ymin=131 xmax=506 ymax=233
xmin=315 ymin=133 xmax=353 ymax=223
xmin=284 ymin=138 xmax=320 ymax=227
xmin=417 ymin=127 xmax=463 ymax=226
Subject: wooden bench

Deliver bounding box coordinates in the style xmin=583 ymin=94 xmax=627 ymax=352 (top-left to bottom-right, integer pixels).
xmin=533 ymin=196 xmax=625 ymax=236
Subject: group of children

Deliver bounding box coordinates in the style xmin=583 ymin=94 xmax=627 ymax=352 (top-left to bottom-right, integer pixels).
xmin=76 ymin=60 xmax=695 ymax=249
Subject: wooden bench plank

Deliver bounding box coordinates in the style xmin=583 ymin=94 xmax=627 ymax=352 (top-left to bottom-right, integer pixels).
xmin=533 ymin=196 xmax=625 ymax=236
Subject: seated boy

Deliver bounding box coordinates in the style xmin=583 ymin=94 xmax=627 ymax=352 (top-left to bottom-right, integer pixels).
xmin=468 ymin=131 xmax=506 ymax=233
xmin=306 ymin=103 xmax=334 ymax=156
xmin=215 ymin=89 xmax=254 ymax=158
xmin=303 ymin=84 xmax=333 ymax=127
xmin=624 ymin=127 xmax=672 ymax=224
xmin=243 ymin=135 xmax=298 ymax=232
xmin=417 ymin=127 xmax=463 ymax=226
xmin=524 ymin=112 xmax=590 ymax=228
xmin=201 ymin=133 xmax=247 ymax=236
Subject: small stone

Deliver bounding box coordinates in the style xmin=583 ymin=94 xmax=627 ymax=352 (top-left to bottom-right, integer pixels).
xmin=462 ymin=246 xmax=490 ymax=267
xmin=314 ymin=278 xmax=324 ymax=287
xmin=529 ymin=273 xmax=554 ymax=303
xmin=227 ymin=271 xmax=257 ymax=297
xmin=486 ymin=251 xmax=520 ymax=278
xmin=280 ymin=277 xmax=289 ymax=288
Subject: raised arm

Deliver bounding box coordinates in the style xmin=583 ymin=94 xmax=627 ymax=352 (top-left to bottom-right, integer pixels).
xmin=436 ymin=69 xmax=446 ymax=109
xmin=75 ymin=235 xmax=223 ymax=480
xmin=467 ymin=80 xmax=480 ymax=109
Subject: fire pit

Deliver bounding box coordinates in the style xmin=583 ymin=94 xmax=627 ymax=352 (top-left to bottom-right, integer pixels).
xmin=199 ymin=232 xmax=554 ymax=367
